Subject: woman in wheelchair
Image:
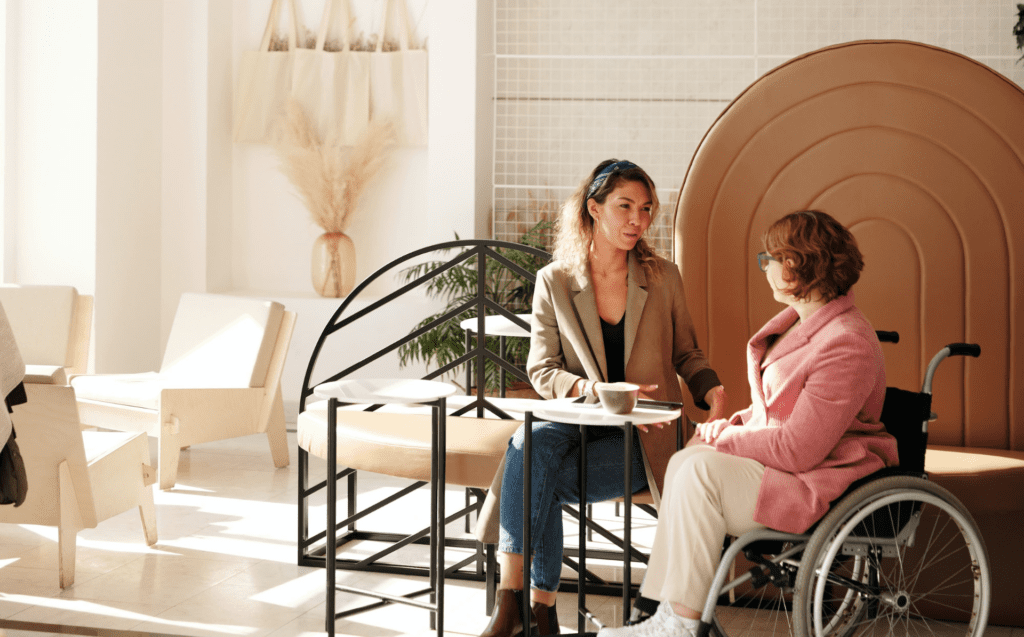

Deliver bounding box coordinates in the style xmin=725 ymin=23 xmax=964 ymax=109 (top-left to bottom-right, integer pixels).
xmin=599 ymin=210 xmax=899 ymax=637
xmin=479 ymin=160 xmax=727 ymax=637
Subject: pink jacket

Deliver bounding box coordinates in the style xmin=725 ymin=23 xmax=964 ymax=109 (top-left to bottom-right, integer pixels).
xmin=713 ymin=292 xmax=898 ymax=533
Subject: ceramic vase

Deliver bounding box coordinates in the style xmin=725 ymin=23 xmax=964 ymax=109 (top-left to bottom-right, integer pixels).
xmin=311 ymin=232 xmax=356 ymax=297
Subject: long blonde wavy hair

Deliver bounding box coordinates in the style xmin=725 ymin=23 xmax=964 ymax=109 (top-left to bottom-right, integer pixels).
xmin=553 ymin=159 xmax=662 ymax=284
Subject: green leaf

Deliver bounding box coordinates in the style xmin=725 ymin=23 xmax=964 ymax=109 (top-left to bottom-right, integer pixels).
xmin=395 ymin=221 xmax=552 ymax=391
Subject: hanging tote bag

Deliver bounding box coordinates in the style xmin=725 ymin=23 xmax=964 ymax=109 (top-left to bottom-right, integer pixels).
xmin=233 ymin=0 xmax=301 ymax=143
xmin=291 ymin=0 xmax=370 ymax=145
xmin=369 ymin=0 xmax=428 ymax=146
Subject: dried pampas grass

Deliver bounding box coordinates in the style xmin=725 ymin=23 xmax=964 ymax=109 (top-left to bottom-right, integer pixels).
xmin=272 ymin=99 xmax=397 ymax=234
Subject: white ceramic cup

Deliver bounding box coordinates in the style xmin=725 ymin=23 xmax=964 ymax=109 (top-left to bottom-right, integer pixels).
xmin=595 ymin=382 xmax=640 ymax=415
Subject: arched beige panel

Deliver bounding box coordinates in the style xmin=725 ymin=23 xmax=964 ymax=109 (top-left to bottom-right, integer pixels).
xmin=674 ymin=40 xmax=1024 ymax=451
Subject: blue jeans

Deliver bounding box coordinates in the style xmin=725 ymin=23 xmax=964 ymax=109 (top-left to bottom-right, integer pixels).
xmin=497 ymin=421 xmax=647 ymax=592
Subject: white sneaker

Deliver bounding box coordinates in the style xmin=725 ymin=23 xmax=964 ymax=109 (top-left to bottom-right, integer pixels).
xmin=596 ymin=601 xmax=695 ymax=637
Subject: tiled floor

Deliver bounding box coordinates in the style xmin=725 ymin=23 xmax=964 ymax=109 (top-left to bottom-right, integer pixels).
xmin=0 ymin=432 xmax=643 ymax=637
xmin=1 ymin=432 xmax=1021 ymax=637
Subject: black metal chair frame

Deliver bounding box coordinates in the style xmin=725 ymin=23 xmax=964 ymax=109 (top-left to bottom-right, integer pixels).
xmin=297 ymin=239 xmax=685 ymax=623
xmin=298 ymin=241 xmax=549 ymax=622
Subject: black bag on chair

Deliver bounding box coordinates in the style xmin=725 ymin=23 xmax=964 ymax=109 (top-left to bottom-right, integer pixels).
xmin=0 ymin=427 xmax=28 ymax=507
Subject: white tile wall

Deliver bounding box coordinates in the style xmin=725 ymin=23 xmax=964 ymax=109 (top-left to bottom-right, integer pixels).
xmin=492 ymin=0 xmax=1024 ymax=256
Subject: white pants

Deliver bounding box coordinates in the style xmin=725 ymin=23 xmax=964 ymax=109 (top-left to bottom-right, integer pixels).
xmin=640 ymin=445 xmax=767 ymax=612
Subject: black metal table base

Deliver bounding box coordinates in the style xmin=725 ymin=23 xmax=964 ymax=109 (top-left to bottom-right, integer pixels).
xmin=523 ymin=412 xmax=636 ymax=635
xmin=325 ymin=396 xmax=447 ymax=637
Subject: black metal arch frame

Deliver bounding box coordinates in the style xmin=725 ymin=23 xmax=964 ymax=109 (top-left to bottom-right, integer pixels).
xmin=298 ymin=239 xmax=549 ymax=416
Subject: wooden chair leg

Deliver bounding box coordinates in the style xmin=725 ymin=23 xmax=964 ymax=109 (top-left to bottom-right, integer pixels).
xmin=58 ymin=461 xmax=83 ymax=589
xmin=158 ymin=423 xmax=182 ymax=490
xmin=266 ymin=388 xmax=290 ymax=469
xmin=138 ymin=467 xmax=158 ymax=546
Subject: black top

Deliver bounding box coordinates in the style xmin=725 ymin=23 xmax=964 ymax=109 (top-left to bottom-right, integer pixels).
xmin=600 ymin=316 xmax=626 ymax=383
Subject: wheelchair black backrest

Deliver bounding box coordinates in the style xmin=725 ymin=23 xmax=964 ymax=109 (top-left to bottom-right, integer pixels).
xmin=873 ymin=330 xmax=931 ymax=475
xmin=879 ymin=387 xmax=932 ymax=475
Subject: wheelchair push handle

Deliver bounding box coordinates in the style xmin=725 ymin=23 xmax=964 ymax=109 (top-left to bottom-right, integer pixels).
xmin=876 ymin=330 xmax=900 ymax=344
xmin=923 ymin=342 xmax=982 ymax=394
xmin=947 ymin=343 xmax=981 ymax=358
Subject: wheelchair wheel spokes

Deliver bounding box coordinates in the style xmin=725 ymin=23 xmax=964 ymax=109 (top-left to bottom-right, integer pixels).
xmin=794 ymin=476 xmax=989 ymax=637
xmin=815 ymin=554 xmax=870 ymax=637
xmin=711 ymin=579 xmax=796 ymax=637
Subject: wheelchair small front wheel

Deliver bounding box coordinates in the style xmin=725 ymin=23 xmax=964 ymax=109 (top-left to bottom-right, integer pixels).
xmin=792 ymin=476 xmax=990 ymax=637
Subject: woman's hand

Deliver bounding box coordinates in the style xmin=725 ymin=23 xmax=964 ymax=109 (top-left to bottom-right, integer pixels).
xmin=696 ymin=418 xmax=731 ymax=444
xmin=635 ymin=383 xmax=665 ymax=433
xmin=705 ymin=385 xmax=728 ymax=421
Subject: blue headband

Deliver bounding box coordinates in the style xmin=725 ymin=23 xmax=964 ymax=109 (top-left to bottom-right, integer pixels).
xmin=586 ymin=161 xmax=639 ymax=200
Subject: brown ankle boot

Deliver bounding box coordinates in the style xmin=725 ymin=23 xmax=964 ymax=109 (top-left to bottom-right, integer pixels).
xmin=480 ymin=588 xmax=535 ymax=637
xmin=532 ymin=600 xmax=560 ymax=635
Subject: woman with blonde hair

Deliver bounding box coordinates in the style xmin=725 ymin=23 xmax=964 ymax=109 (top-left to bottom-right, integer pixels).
xmin=479 ymin=159 xmax=727 ymax=636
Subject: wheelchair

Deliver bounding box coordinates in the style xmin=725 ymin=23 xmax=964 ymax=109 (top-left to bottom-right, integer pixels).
xmin=666 ymin=337 xmax=991 ymax=637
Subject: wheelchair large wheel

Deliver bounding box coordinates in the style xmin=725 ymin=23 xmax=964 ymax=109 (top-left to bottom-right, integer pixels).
xmin=792 ymin=476 xmax=990 ymax=637
xmin=708 ymin=554 xmax=801 ymax=637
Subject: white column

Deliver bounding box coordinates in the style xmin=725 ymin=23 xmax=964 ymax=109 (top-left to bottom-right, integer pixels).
xmin=95 ymin=0 xmax=164 ymax=372
xmin=427 ymin=0 xmax=484 ymax=241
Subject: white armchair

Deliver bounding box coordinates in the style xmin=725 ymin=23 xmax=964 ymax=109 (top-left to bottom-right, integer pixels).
xmin=0 ymin=285 xmax=157 ymax=588
xmin=71 ymin=293 xmax=296 ymax=490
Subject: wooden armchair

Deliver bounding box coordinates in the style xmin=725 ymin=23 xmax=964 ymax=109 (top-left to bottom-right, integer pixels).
xmin=71 ymin=293 xmax=296 ymax=490
xmin=0 ymin=285 xmax=156 ymax=588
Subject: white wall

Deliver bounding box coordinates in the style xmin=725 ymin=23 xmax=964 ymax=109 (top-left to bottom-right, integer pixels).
xmin=3 ymin=0 xmax=492 ymax=419
xmin=5 ymin=0 xmax=166 ymax=374
xmin=4 ymin=0 xmax=98 ymax=294
xmin=228 ymin=0 xmax=437 ymax=299
xmin=226 ymin=0 xmax=485 ymax=419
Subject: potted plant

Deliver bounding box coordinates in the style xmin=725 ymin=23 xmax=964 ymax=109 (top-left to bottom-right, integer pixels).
xmin=397 ymin=220 xmax=554 ymax=395
xmin=1015 ymin=4 xmax=1024 ymax=63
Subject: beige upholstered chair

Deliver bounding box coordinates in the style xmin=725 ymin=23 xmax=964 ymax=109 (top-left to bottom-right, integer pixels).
xmin=0 ymin=285 xmax=157 ymax=588
xmin=71 ymin=293 xmax=296 ymax=490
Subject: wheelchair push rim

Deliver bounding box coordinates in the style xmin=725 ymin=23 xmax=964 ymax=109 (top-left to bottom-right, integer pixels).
xmin=795 ymin=476 xmax=991 ymax=637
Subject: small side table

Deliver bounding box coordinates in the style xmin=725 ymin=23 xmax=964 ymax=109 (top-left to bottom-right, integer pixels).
xmin=459 ymin=314 xmax=532 ymax=398
xmin=313 ymin=378 xmax=457 ymax=637
xmin=525 ymin=398 xmax=682 ymax=634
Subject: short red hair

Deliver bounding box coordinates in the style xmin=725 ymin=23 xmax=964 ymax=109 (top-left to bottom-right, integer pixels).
xmin=764 ymin=210 xmax=863 ymax=303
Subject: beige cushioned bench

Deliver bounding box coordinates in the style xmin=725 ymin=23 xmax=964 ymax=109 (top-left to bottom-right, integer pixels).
xmin=298 ymin=395 xmax=530 ymax=490
xmin=673 ymin=40 xmax=1024 ymax=625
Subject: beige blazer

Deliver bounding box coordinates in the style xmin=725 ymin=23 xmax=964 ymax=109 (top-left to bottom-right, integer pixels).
xmin=475 ymin=253 xmax=719 ymax=543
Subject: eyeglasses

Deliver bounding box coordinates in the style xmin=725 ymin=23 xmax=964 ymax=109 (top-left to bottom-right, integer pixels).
xmin=757 ymin=252 xmax=778 ymax=273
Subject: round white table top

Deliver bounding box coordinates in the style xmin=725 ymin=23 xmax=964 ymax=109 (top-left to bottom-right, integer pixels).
xmin=459 ymin=314 xmax=532 ymax=338
xmin=530 ymin=397 xmax=681 ymax=426
xmin=314 ymin=378 xmax=458 ymax=405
